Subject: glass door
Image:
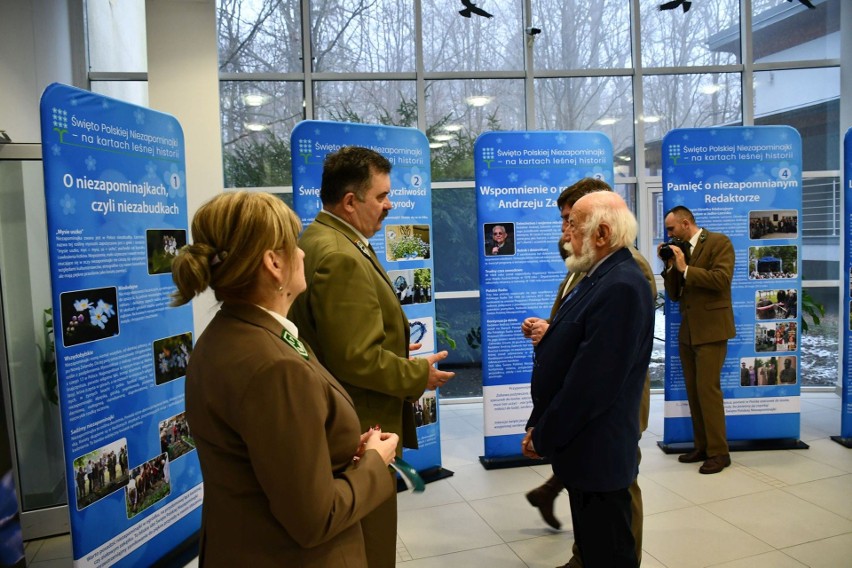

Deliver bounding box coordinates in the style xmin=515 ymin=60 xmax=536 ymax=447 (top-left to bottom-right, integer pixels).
xmin=0 ymin=143 xmax=69 ymax=539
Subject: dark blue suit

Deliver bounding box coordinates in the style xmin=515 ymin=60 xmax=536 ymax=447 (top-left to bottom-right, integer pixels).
xmin=527 ymin=247 xmax=653 ymax=567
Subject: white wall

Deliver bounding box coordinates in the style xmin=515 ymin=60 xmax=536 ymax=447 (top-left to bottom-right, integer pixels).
xmin=146 ymin=0 xmax=224 ymax=332
xmin=0 ymin=0 xmax=79 ymax=142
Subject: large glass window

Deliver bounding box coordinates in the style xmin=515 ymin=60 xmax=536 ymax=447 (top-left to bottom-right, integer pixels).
xmin=310 ymin=0 xmax=415 ymax=73
xmin=531 ymin=0 xmax=632 ymax=70
xmin=535 ymin=76 xmax=635 ymax=176
xmin=640 ymin=0 xmax=740 ymax=67
xmin=753 ymin=68 xmax=840 ymax=171
xmin=217 ymin=0 xmax=302 ymax=73
xmin=800 ymin=286 xmax=839 ymax=387
xmin=80 ymin=0 xmax=840 ymax=393
xmin=752 ymin=0 xmax=840 ymax=63
xmin=314 ymin=80 xmax=416 ymax=125
xmin=642 ymin=72 xmax=743 ymax=171
xmin=425 ymin=79 xmax=526 ymax=182
xmin=801 ymin=176 xmax=840 ymax=280
xmin=643 ymin=72 xmax=743 ymax=140
xmin=421 ymin=0 xmax=523 ymax=72
xmin=220 ymin=81 xmax=304 ymax=187
xmin=432 ymin=187 xmax=480 ymax=292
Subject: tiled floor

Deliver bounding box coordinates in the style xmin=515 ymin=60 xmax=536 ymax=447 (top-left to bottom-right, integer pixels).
xmin=26 ymin=392 xmax=852 ymax=567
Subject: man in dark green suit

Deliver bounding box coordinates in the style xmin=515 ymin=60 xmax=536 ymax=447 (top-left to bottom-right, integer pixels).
xmin=290 ymin=146 xmax=454 ymax=568
xmin=661 ymin=205 xmax=735 ymax=475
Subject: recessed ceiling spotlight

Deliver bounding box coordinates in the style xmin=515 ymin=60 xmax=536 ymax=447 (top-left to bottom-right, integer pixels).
xmin=596 ymin=118 xmax=619 ymax=126
xmin=465 ymin=95 xmax=492 ymax=107
xmin=243 ymin=94 xmax=267 ymax=107
xmin=699 ymin=84 xmax=722 ymax=95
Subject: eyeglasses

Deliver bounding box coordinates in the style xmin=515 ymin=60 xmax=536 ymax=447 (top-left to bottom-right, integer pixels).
xmin=564 ymin=216 xmax=580 ymax=232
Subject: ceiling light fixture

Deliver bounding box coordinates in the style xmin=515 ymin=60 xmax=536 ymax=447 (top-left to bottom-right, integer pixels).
xmin=596 ymin=118 xmax=619 ymax=126
xmin=465 ymin=95 xmax=492 ymax=107
xmin=243 ymin=94 xmax=267 ymax=107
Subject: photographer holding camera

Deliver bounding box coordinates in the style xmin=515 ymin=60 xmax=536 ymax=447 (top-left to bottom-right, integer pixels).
xmin=659 ymin=206 xmax=735 ymax=475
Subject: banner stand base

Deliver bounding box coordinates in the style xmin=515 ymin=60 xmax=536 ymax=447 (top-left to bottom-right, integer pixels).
xmin=478 ymin=455 xmax=551 ymax=470
xmin=830 ymin=436 xmax=852 ymax=448
xmin=657 ymin=438 xmax=809 ymax=454
xmin=397 ymin=466 xmax=454 ymax=492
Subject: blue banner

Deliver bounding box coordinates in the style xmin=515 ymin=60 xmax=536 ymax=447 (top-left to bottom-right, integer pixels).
xmin=290 ymin=121 xmax=442 ymax=473
xmin=474 ymin=131 xmax=613 ymax=460
xmin=40 ymin=83 xmax=201 ymax=566
xmin=841 ymin=127 xmax=852 ymax=441
xmin=661 ymin=126 xmax=802 ymax=445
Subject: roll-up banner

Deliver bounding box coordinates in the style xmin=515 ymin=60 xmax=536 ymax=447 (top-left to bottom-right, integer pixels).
xmin=661 ymin=126 xmax=805 ymax=452
xmin=39 ymin=83 xmax=201 ymax=566
xmin=290 ymin=121 xmax=446 ymax=477
xmin=835 ymin=127 xmax=852 ymax=447
xmin=474 ymin=131 xmax=613 ymax=467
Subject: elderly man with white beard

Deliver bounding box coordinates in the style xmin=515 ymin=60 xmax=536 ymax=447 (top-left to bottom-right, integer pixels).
xmin=522 ymin=191 xmax=654 ymax=568
xmin=522 ymin=179 xmax=656 ymax=568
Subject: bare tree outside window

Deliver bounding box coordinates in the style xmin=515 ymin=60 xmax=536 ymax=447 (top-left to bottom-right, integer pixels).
xmin=640 ymin=0 xmax=740 ymax=67
xmin=425 ymin=79 xmax=526 ymax=182
xmin=208 ymin=0 xmax=842 ymax=390
xmin=217 ymin=0 xmax=302 ymax=73
xmin=314 ymin=80 xmax=416 ymax=125
xmin=421 ymin=0 xmax=523 ymax=72
xmin=531 ymin=0 xmax=632 ymax=71
xmin=310 ymin=0 xmax=415 ymax=72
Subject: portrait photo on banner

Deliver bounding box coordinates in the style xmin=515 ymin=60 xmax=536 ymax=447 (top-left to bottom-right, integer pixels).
xmin=748 ymin=209 xmax=798 ymax=240
xmin=387 ymin=268 xmax=433 ymax=305
xmin=385 ymin=224 xmax=431 ymax=261
xmin=748 ymin=245 xmax=798 ymax=280
xmin=73 ymin=438 xmax=129 ymax=511
xmin=738 ymin=355 xmax=797 ymax=387
xmin=153 ymin=331 xmax=193 ymax=385
xmin=125 ymin=452 xmax=171 ymax=519
xmin=483 ymin=222 xmax=516 ymax=256
xmin=146 ymin=228 xmax=187 ymax=274
xmin=59 ymin=286 xmax=120 ymax=347
xmin=755 ymin=288 xmax=798 ymax=320
xmin=413 ymin=391 xmax=438 ymax=428
xmin=754 ymin=321 xmax=797 ymax=353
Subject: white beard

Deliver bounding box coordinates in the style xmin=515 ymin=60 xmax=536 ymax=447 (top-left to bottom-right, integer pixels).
xmin=565 ymin=233 xmax=597 ymax=273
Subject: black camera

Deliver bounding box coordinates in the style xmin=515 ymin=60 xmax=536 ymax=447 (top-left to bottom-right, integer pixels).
xmin=659 ymin=238 xmax=688 ymax=262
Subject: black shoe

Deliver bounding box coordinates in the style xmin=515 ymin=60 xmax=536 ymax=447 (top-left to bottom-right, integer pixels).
xmin=678 ymin=449 xmax=708 ymax=463
xmin=526 ymin=486 xmax=561 ymax=530
xmin=699 ymin=454 xmax=731 ymax=474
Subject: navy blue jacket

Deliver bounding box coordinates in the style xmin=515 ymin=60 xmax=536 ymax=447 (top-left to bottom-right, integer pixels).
xmin=527 ymin=247 xmax=654 ymax=492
